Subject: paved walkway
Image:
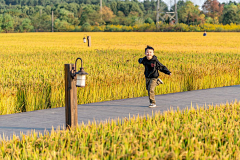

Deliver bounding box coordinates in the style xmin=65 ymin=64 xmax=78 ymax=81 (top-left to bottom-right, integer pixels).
xmin=0 ymin=85 xmax=239 ymax=140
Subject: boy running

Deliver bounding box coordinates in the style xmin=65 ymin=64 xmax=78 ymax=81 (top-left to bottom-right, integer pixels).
xmin=138 ymin=45 xmax=172 ymax=108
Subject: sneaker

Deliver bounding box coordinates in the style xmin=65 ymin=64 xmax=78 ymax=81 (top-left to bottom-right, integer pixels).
xmin=157 ymin=78 xmax=163 ymax=85
xmin=149 ymin=103 xmax=156 ymax=108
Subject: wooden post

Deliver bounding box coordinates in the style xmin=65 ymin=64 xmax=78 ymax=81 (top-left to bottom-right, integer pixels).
xmin=87 ymin=36 xmax=91 ymax=47
xmin=65 ymin=64 xmax=78 ymax=129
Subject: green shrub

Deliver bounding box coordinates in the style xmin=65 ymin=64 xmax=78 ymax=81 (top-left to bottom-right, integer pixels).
xmin=81 ymin=22 xmax=92 ymax=32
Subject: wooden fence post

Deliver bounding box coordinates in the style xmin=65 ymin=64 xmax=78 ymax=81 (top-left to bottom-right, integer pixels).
xmin=87 ymin=36 xmax=91 ymax=47
xmin=65 ymin=64 xmax=78 ymax=129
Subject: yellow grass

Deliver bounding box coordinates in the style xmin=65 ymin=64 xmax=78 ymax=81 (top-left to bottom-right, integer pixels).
xmin=1 ymin=101 xmax=240 ymax=159
xmin=0 ymin=32 xmax=239 ymax=114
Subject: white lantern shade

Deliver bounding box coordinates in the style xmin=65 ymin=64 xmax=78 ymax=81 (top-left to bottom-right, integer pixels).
xmin=76 ymin=74 xmax=86 ymax=87
xmin=83 ymin=37 xmax=86 ymax=43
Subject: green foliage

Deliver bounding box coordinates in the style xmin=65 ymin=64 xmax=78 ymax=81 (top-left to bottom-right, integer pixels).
xmin=0 ymin=0 xmax=239 ymax=32
xmin=205 ymin=17 xmax=214 ymax=24
xmin=81 ymin=22 xmax=91 ymax=31
xmin=222 ymin=9 xmax=238 ymax=24
xmin=174 ymin=23 xmax=190 ymax=32
xmin=144 ymin=17 xmax=154 ymax=24
xmin=110 ymin=1 xmax=118 ymax=15
xmin=222 ymin=3 xmax=240 ymax=24
xmin=2 ymin=14 xmax=14 ymax=32
xmin=54 ymin=19 xmax=72 ymax=32
xmin=31 ymin=13 xmax=51 ymax=31
xmin=178 ymin=1 xmax=201 ymax=24
xmin=79 ymin=4 xmax=100 ymax=25
xmin=20 ymin=18 xmax=34 ymax=32
xmin=0 ymin=14 xmax=2 ymax=32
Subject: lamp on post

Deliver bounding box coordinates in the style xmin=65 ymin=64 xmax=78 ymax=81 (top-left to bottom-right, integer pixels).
xmin=83 ymin=34 xmax=87 ymax=43
xmin=64 ymin=58 xmax=88 ymax=129
xmin=71 ymin=58 xmax=88 ymax=87
xmin=83 ymin=34 xmax=91 ymax=47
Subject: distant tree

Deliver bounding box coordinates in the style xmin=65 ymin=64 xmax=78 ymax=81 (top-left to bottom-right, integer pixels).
xmin=110 ymin=1 xmax=117 ymax=15
xmin=198 ymin=14 xmax=206 ymax=24
xmin=54 ymin=19 xmax=71 ymax=31
xmin=88 ymin=10 xmax=103 ymax=25
xmin=117 ymin=2 xmax=130 ymax=16
xmin=205 ymin=16 xmax=213 ymax=23
xmin=79 ymin=4 xmax=100 ymax=25
xmin=0 ymin=14 xmax=3 ymax=32
xmin=202 ymin=0 xmax=224 ymax=24
xmin=130 ymin=2 xmax=143 ymax=17
xmin=222 ymin=3 xmax=240 ymax=24
xmin=222 ymin=9 xmax=237 ymax=24
xmin=5 ymin=8 xmax=22 ymax=17
xmin=145 ymin=17 xmax=154 ymax=24
xmin=31 ymin=13 xmax=51 ymax=31
xmin=81 ymin=22 xmax=91 ymax=31
xmin=111 ymin=11 xmax=125 ymax=25
xmin=0 ymin=0 xmax=5 ymax=5
xmin=178 ymin=1 xmax=201 ymax=25
xmin=102 ymin=6 xmax=115 ymax=24
xmin=20 ymin=18 xmax=33 ymax=32
xmin=143 ymin=0 xmax=152 ymax=12
xmin=22 ymin=6 xmax=29 ymax=15
xmin=2 ymin=14 xmax=14 ymax=32
xmin=125 ymin=12 xmax=139 ymax=26
xmin=13 ymin=16 xmax=22 ymax=32
xmin=67 ymin=3 xmax=79 ymax=16
xmin=44 ymin=5 xmax=52 ymax=15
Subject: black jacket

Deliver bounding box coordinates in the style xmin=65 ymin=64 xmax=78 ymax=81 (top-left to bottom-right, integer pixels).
xmin=138 ymin=55 xmax=171 ymax=78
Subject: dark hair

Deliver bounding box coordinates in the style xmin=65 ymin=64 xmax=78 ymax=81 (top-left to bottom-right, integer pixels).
xmin=145 ymin=45 xmax=154 ymax=52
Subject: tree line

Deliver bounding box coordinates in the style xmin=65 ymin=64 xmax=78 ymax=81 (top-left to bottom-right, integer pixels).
xmin=0 ymin=0 xmax=239 ymax=32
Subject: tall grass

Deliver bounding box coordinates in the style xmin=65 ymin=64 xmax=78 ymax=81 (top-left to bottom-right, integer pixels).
xmin=1 ymin=101 xmax=240 ymax=159
xmin=0 ymin=33 xmax=239 ymax=114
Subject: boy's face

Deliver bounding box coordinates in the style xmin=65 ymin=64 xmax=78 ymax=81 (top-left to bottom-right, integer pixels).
xmin=145 ymin=49 xmax=154 ymax=60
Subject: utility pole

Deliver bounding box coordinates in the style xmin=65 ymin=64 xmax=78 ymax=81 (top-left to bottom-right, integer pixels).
xmin=40 ymin=9 xmax=42 ymax=17
xmin=156 ymin=0 xmax=160 ymax=28
xmin=213 ymin=0 xmax=215 ymax=24
xmin=100 ymin=0 xmax=102 ymax=20
xmin=175 ymin=0 xmax=178 ymax=24
xmin=170 ymin=0 xmax=172 ymax=11
xmin=52 ymin=11 xmax=54 ymax=32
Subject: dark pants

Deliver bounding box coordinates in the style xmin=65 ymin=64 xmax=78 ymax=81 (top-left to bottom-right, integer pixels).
xmin=146 ymin=78 xmax=158 ymax=104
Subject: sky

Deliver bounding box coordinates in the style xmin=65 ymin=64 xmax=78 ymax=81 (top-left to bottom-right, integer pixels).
xmin=163 ymin=0 xmax=240 ymax=9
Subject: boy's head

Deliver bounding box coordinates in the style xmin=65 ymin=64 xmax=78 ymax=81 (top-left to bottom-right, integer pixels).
xmin=145 ymin=45 xmax=154 ymax=60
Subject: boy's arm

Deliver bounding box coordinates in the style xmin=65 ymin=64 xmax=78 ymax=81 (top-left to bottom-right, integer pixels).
xmin=138 ymin=57 xmax=144 ymax=64
xmin=156 ymin=60 xmax=171 ymax=75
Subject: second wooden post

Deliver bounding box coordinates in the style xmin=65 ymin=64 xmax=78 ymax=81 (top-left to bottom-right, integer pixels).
xmin=87 ymin=36 xmax=91 ymax=47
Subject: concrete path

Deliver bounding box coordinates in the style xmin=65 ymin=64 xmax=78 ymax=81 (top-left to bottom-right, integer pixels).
xmin=0 ymin=85 xmax=239 ymax=140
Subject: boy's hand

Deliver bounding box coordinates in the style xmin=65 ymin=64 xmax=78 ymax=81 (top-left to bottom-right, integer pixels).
xmin=138 ymin=58 xmax=143 ymax=64
xmin=169 ymin=73 xmax=172 ymax=76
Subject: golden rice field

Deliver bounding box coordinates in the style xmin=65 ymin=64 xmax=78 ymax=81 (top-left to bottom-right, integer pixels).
xmin=0 ymin=32 xmax=239 ymax=115
xmin=0 ymin=101 xmax=240 ymax=159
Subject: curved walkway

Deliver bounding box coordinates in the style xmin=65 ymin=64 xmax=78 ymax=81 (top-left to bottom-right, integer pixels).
xmin=0 ymin=85 xmax=239 ymax=140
